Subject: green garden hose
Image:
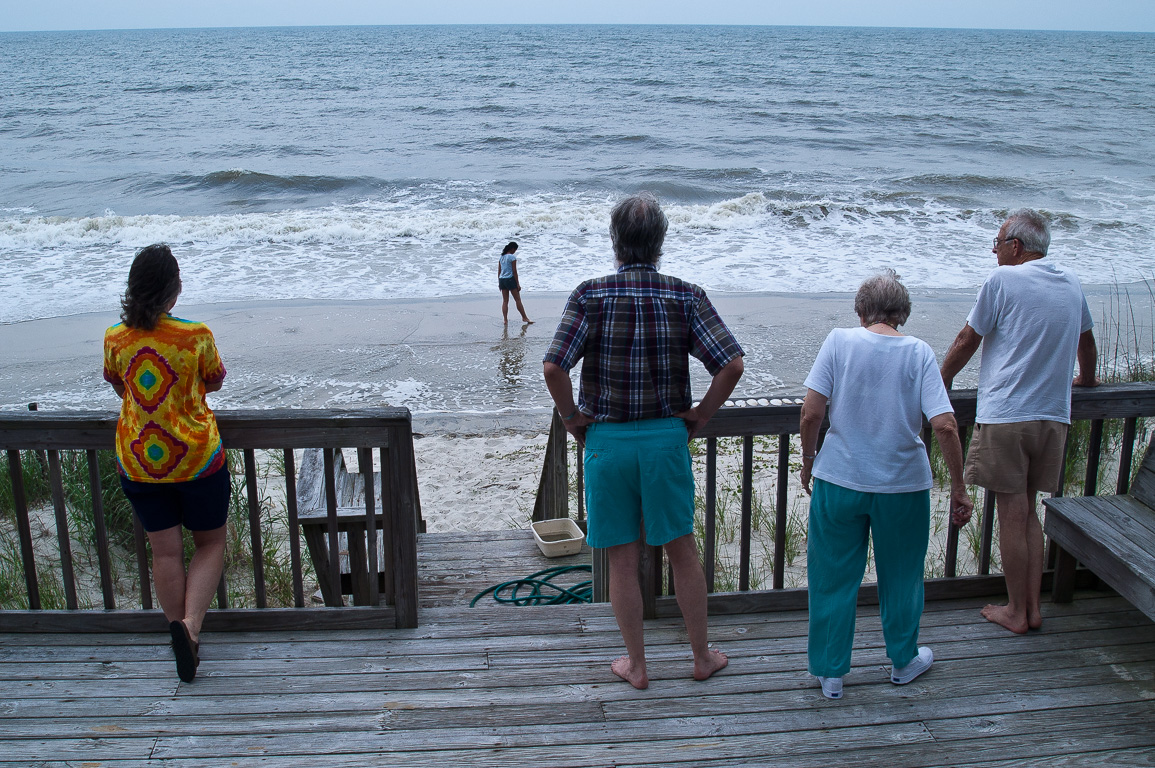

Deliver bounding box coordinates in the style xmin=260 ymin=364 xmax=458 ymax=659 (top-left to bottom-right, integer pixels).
xmin=469 ymin=565 xmax=593 ymax=607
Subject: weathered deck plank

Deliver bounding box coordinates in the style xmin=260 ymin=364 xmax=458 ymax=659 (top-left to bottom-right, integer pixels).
xmin=1 ymin=527 xmax=1153 ymax=766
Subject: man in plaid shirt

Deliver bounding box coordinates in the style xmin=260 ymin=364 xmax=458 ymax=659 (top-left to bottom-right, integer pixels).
xmin=543 ymin=193 xmax=744 ymax=689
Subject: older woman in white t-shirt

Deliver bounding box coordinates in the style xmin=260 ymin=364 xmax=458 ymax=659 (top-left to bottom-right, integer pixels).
xmin=799 ymin=270 xmax=973 ymax=700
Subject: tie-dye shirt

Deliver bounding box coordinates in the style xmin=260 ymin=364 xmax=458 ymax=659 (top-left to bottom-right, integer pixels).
xmin=103 ymin=315 xmax=227 ymax=482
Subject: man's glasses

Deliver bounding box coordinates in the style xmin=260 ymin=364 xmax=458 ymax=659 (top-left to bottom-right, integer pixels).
xmin=993 ymin=236 xmax=1021 ymax=249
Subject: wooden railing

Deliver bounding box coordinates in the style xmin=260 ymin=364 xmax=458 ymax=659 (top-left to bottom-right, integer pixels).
xmin=0 ymin=409 xmax=421 ymax=632
xmin=535 ymin=383 xmax=1155 ymax=616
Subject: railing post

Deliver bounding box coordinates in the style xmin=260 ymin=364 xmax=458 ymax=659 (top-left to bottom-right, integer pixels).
xmin=360 ymin=446 xmax=381 ymax=607
xmin=7 ymin=450 xmax=40 ymax=609
xmin=1083 ymin=419 xmax=1105 ymax=497
xmin=244 ymin=449 xmax=267 ymax=609
xmin=979 ymin=490 xmax=996 ymax=575
xmin=533 ymin=408 xmax=569 ymax=521
xmin=640 ymin=534 xmax=658 ymax=620
xmin=47 ymin=451 xmax=78 ymax=610
xmin=283 ymin=448 xmax=305 ymax=608
xmin=773 ymin=434 xmax=788 ymax=590
xmin=322 ymin=448 xmax=343 ymax=607
xmin=131 ymin=514 xmax=151 ymax=610
xmin=704 ymin=437 xmax=717 ymax=592
xmin=591 ymin=547 xmax=609 ymax=603
xmin=389 ymin=422 xmax=420 ymax=629
xmin=1117 ymin=417 xmax=1138 ymax=495
xmin=86 ymin=450 xmax=116 ymax=610
xmin=739 ymin=435 xmax=753 ymax=591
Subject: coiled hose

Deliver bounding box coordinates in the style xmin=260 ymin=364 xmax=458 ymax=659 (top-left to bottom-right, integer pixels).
xmin=469 ymin=564 xmax=593 ymax=607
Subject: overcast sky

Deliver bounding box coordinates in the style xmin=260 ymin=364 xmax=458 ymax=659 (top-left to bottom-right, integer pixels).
xmin=1 ymin=0 xmax=1154 ymax=33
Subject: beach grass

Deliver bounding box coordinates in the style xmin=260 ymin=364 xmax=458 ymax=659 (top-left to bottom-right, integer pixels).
xmin=218 ymin=450 xmax=307 ymax=609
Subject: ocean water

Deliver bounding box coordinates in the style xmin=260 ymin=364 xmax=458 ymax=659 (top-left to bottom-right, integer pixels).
xmin=1 ymin=25 xmax=1153 ymax=325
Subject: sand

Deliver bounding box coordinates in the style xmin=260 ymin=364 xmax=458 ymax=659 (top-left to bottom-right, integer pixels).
xmin=0 ymin=289 xmax=996 ymax=421
xmin=3 ymin=284 xmax=1152 ymax=557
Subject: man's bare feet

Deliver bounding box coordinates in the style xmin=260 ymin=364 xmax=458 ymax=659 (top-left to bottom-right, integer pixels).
xmin=612 ymin=655 xmax=648 ymax=689
xmin=981 ymin=603 xmax=1029 ymax=634
xmin=693 ymin=648 xmax=729 ymax=681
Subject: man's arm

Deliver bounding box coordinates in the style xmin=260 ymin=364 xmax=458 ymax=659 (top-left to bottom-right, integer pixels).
xmin=1074 ymin=329 xmax=1099 ymax=387
xmin=940 ymin=324 xmax=982 ymax=389
xmin=543 ymin=362 xmax=592 ymax=445
xmin=676 ymin=356 xmax=744 ymax=440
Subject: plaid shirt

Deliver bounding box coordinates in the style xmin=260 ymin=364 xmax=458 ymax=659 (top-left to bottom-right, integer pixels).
xmin=544 ymin=263 xmax=744 ymax=422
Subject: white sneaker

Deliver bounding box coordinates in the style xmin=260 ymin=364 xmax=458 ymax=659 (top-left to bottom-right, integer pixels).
xmin=891 ymin=646 xmax=933 ymax=685
xmin=816 ymin=675 xmax=843 ymax=699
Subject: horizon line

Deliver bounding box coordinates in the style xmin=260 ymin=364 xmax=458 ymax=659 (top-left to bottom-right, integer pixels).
xmin=2 ymin=22 xmax=1154 ymax=35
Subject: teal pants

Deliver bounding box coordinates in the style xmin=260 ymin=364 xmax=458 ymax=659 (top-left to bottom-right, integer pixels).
xmin=807 ymin=478 xmax=929 ymax=677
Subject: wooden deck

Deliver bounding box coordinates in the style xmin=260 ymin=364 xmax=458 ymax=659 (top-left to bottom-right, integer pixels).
xmin=3 ymin=559 xmax=1155 ymax=765
xmin=418 ymin=529 xmax=593 ymax=608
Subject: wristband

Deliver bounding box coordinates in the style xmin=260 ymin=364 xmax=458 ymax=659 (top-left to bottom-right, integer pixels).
xmin=563 ymin=409 xmax=579 ymax=421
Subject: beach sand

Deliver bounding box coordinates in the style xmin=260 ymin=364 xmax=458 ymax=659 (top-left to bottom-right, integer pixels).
xmin=0 ymin=286 xmax=1090 ymax=418
xmin=3 ymin=285 xmax=1152 ymax=544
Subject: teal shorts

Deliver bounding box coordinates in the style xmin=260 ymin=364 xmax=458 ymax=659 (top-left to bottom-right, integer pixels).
xmin=583 ymin=417 xmax=695 ymax=548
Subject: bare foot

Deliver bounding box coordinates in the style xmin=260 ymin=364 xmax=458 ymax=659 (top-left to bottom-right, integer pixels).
xmin=611 ymin=655 xmax=648 ymax=690
xmin=522 ymin=318 xmax=534 ymax=324
xmin=693 ymin=648 xmax=729 ymax=681
xmin=981 ymin=603 xmax=1029 ymax=634
xmin=1028 ymin=608 xmax=1043 ymax=631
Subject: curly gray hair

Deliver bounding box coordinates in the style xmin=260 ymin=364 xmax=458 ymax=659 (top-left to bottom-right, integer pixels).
xmin=854 ymin=269 xmax=911 ymax=327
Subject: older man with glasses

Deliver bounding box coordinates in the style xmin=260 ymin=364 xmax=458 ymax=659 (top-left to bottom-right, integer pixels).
xmin=941 ymin=208 xmax=1099 ymax=634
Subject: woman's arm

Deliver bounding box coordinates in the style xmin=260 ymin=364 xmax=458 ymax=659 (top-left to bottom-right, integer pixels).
xmin=798 ymin=388 xmax=827 ymax=495
xmin=929 ymin=412 xmax=973 ymax=526
xmin=511 ymin=260 xmax=520 ymax=289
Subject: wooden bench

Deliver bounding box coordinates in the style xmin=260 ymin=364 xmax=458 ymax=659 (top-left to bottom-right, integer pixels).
xmin=1043 ymin=433 xmax=1155 ymax=620
xmin=296 ymin=447 xmax=425 ymax=607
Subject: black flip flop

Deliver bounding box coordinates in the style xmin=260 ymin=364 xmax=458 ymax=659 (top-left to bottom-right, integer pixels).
xmin=169 ymin=621 xmax=199 ymax=683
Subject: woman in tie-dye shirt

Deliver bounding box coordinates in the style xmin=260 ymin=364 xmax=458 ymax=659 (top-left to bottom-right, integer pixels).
xmin=103 ymin=244 xmax=228 ymax=684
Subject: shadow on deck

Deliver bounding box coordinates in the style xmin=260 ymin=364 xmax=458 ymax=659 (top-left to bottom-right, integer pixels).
xmin=2 ymin=585 xmax=1154 ymax=766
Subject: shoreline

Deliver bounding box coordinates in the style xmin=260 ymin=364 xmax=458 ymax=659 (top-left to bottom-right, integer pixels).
xmin=2 ymin=283 xmax=1152 ymax=436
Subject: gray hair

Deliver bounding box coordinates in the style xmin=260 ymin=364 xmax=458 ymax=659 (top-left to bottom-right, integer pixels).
xmin=610 ymin=192 xmax=668 ymax=265
xmin=854 ymin=269 xmax=911 ymax=327
xmin=1003 ymin=208 xmax=1051 ymax=255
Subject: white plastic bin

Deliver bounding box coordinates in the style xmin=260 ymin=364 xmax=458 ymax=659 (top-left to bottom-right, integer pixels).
xmin=531 ymin=518 xmax=585 ymax=558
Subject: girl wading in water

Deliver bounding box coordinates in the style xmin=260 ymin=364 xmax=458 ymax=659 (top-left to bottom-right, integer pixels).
xmin=498 ymin=241 xmax=533 ymax=324
xmin=103 ymin=244 xmax=230 ymax=683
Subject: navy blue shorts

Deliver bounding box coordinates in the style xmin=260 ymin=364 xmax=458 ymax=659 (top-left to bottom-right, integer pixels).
xmin=499 ymin=277 xmax=518 ymax=291
xmin=119 ymin=468 xmax=231 ymax=533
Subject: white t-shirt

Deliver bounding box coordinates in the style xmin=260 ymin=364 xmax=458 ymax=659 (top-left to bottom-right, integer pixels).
xmin=804 ymin=327 xmax=954 ymax=494
xmin=967 ymin=260 xmax=1093 ymax=425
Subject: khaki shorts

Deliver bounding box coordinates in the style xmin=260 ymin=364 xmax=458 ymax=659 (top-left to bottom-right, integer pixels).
xmin=964 ymin=420 xmax=1068 ymax=495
